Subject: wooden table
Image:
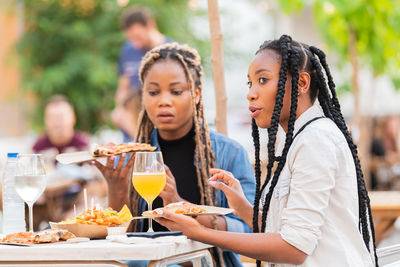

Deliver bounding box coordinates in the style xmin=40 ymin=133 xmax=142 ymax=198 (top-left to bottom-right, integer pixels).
xmin=0 ymin=239 xmax=213 ymax=266
xmin=30 ymin=178 xmax=87 ymax=230
xmin=369 ymin=191 xmax=400 ymax=244
xmin=44 ymin=178 xmax=87 ymax=221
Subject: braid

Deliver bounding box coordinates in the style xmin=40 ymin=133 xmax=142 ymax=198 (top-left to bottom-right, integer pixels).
xmin=251 ymin=119 xmax=262 ymax=233
xmin=137 ymin=42 xmax=224 ymax=267
xmin=254 ymin=35 xmax=378 ymax=266
xmin=261 ymin=35 xmax=291 ymax=193
xmin=199 ymin=97 xmax=217 ymax=204
xmin=309 ymin=46 xmax=337 ymax=99
xmin=309 ymin=55 xmax=333 ymax=119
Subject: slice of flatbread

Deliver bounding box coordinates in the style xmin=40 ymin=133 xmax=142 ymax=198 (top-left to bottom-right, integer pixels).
xmin=92 ymin=142 xmax=156 ymax=157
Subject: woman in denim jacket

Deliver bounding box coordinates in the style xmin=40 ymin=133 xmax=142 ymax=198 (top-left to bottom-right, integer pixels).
xmin=95 ymin=43 xmax=255 ymax=267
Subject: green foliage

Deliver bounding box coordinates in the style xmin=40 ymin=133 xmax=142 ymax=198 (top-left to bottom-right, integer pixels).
xmin=16 ymin=0 xmax=208 ymax=132
xmin=277 ymin=0 xmax=400 ymax=90
xmin=313 ymin=0 xmax=400 ymax=78
xmin=277 ymin=0 xmax=305 ymax=14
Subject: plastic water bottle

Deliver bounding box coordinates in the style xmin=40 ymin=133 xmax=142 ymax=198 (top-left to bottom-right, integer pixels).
xmin=2 ymin=153 xmax=26 ymax=234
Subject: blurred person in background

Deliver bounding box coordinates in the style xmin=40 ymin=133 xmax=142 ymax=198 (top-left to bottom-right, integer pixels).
xmin=33 ymin=94 xmax=89 ymax=159
xmin=113 ymin=6 xmax=172 ymax=141
xmin=370 ymin=115 xmax=400 ymax=189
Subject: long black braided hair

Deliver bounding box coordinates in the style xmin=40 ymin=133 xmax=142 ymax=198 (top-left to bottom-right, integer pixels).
xmin=251 ymin=35 xmax=378 ymax=267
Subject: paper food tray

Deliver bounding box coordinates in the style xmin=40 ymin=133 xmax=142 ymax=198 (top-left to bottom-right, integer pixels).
xmin=50 ymin=221 xmax=131 ymax=239
xmin=132 ymin=205 xmax=234 ymax=219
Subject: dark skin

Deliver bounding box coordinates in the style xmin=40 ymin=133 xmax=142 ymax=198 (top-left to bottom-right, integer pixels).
xmin=94 ymin=59 xmax=226 ymax=230
xmin=93 ymin=153 xmax=135 ymax=211
xmin=155 ymin=49 xmax=312 ymax=265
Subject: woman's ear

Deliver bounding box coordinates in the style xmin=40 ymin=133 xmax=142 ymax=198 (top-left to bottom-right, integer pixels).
xmin=298 ymin=72 xmax=311 ymax=95
xmin=194 ymin=86 xmax=202 ymax=104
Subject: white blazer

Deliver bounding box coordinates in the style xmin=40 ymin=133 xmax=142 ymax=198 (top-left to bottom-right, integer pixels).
xmin=261 ymin=105 xmax=374 ymax=267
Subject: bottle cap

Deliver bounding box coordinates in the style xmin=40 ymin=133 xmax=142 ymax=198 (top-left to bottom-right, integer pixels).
xmin=7 ymin=153 xmax=19 ymax=158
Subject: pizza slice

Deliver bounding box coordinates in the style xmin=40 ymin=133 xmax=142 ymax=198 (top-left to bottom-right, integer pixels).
xmin=1 ymin=229 xmax=76 ymax=244
xmin=1 ymin=232 xmax=35 ymax=244
xmin=142 ymin=201 xmax=207 ymax=216
xmin=92 ymin=142 xmax=156 ymax=157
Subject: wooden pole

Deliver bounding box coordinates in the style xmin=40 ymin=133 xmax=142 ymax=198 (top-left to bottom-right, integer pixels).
xmin=349 ymin=27 xmax=370 ymax=188
xmin=207 ymin=0 xmax=228 ymax=135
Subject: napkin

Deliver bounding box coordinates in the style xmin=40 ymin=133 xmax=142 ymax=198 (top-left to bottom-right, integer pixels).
xmin=107 ymin=235 xmax=187 ymax=244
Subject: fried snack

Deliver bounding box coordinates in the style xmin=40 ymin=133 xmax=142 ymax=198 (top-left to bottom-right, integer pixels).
xmin=33 ymin=229 xmax=76 ymax=243
xmin=61 ymin=205 xmax=132 ymax=226
xmin=142 ymin=201 xmax=207 ymax=216
xmin=92 ymin=142 xmax=156 ymax=157
xmin=118 ymin=204 xmax=133 ymax=221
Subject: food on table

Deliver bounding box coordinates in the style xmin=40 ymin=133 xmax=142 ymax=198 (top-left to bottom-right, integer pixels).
xmin=34 ymin=229 xmax=76 ymax=243
xmin=61 ymin=205 xmax=133 ymax=226
xmin=1 ymin=232 xmax=35 ymax=244
xmin=92 ymin=142 xmax=156 ymax=157
xmin=1 ymin=229 xmax=76 ymax=244
xmin=118 ymin=204 xmax=134 ymax=221
xmin=142 ymin=201 xmax=207 ymax=216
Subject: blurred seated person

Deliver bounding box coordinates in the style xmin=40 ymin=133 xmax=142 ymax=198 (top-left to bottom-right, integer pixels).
xmin=33 ymin=95 xmax=89 ymax=160
xmin=370 ymin=115 xmax=400 ymax=190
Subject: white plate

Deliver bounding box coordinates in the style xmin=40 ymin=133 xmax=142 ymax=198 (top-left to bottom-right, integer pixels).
xmin=56 ymin=151 xmax=102 ymax=165
xmin=132 ymin=205 xmax=234 ymax=219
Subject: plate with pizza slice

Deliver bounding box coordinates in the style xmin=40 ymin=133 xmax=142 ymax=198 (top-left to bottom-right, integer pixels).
xmin=0 ymin=229 xmax=76 ymax=246
xmin=132 ymin=201 xmax=234 ymax=219
xmin=56 ymin=142 xmax=156 ymax=165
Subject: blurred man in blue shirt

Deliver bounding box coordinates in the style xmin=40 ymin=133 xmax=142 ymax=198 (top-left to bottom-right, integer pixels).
xmin=113 ymin=6 xmax=171 ymax=140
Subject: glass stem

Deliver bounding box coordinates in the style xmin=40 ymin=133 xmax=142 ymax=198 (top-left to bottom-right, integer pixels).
xmin=28 ymin=203 xmax=34 ymax=232
xmin=147 ymin=201 xmax=154 ymax=232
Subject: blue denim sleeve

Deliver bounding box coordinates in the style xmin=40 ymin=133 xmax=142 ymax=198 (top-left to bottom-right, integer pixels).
xmin=214 ymin=138 xmax=255 ymax=234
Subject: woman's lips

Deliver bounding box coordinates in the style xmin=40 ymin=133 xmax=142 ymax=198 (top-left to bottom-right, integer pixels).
xmin=249 ymin=106 xmax=262 ymax=118
xmin=157 ymin=112 xmax=174 ymax=123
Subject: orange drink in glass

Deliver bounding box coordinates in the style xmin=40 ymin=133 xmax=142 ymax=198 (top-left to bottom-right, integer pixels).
xmin=132 ymin=151 xmax=166 ymax=232
xmin=132 ymin=173 xmax=166 ymax=203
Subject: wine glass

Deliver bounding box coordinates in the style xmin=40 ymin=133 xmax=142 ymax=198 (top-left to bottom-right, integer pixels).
xmin=132 ymin=151 xmax=166 ymax=232
xmin=15 ymin=154 xmax=47 ymax=232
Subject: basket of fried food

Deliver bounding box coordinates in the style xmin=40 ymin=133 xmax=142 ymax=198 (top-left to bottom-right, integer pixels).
xmin=50 ymin=205 xmax=133 ymax=238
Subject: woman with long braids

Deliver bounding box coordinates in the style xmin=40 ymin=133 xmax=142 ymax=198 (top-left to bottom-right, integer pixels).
xmin=95 ymin=42 xmax=255 ymax=267
xmin=155 ymin=35 xmax=377 ymax=267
